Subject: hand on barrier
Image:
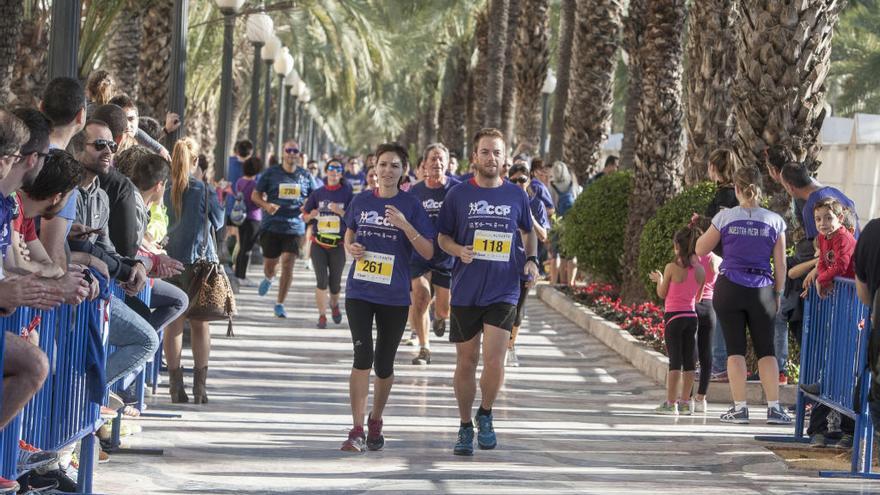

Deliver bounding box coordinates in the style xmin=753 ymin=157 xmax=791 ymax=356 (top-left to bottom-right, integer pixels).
xmin=123 ymin=262 xmax=148 ymax=296
xmin=0 ymin=273 xmax=65 ymax=311
xmin=57 ymin=267 xmax=90 ymax=305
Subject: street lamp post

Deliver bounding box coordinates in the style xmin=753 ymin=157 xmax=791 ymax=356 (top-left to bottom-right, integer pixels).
xmin=540 ymin=69 xmax=557 ymax=157
xmin=246 ymin=12 xmax=273 ymax=145
xmin=168 ymin=0 xmax=188 ymax=143
xmin=213 ymin=0 xmax=245 ymax=180
xmin=260 ymin=35 xmax=281 ymax=161
xmin=274 ymin=48 xmax=294 ymax=158
xmin=47 ymin=1 xmax=82 ymax=80
xmin=288 ymin=86 xmax=299 ymax=142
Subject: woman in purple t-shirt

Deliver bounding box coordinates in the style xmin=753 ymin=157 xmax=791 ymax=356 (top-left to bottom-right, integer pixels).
xmin=233 ymin=156 xmax=264 ymax=284
xmin=696 ymin=166 xmax=790 ymax=426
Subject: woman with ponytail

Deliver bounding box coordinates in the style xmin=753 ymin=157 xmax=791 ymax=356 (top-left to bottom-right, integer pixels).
xmin=695 ymin=167 xmax=790 ymax=426
xmin=163 ymin=137 xmax=224 ymax=404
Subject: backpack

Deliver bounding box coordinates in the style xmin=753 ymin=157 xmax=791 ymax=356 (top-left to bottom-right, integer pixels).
xmin=230 ymin=192 xmax=247 ymax=226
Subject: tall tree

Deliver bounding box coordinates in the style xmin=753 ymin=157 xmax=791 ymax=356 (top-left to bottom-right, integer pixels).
xmin=500 ymin=0 xmax=522 ymax=144
xmin=619 ymin=0 xmax=647 ymax=171
xmin=467 ymin=8 xmax=491 ymax=148
xmin=0 ymin=0 xmax=24 ymax=107
xmin=138 ymin=0 xmax=173 ymax=119
xmin=547 ymin=0 xmax=577 ymax=164
xmin=512 ymin=0 xmax=550 ymax=155
xmin=831 ymin=1 xmax=880 ymax=116
xmin=621 ymin=0 xmax=687 ymax=302
xmin=684 ymin=0 xmax=737 ymax=185
xmin=484 ymin=0 xmax=510 ymax=128
xmin=562 ymin=0 xmax=623 ymax=184
xmin=439 ymin=40 xmax=470 ymax=158
xmin=107 ymin=0 xmax=143 ymax=100
xmin=419 ymin=69 xmax=440 ymax=151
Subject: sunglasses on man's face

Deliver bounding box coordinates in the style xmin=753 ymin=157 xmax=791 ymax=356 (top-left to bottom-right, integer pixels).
xmin=87 ymin=139 xmax=117 ymax=153
xmin=285 ymin=147 xmax=300 ymax=155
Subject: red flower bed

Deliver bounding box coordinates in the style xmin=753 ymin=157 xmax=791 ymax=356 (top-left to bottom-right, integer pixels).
xmin=570 ymin=283 xmax=666 ymax=353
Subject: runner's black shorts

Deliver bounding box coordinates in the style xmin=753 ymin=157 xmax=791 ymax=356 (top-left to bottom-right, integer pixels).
xmin=260 ymin=231 xmax=302 ymax=259
xmin=450 ymin=303 xmax=517 ymax=342
xmin=409 ymin=260 xmax=452 ymax=289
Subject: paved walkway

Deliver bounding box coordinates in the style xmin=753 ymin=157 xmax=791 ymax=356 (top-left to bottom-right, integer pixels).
xmin=96 ymin=264 xmax=877 ymax=494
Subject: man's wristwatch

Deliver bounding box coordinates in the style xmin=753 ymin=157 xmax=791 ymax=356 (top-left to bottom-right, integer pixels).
xmin=526 ymin=255 xmax=539 ymax=266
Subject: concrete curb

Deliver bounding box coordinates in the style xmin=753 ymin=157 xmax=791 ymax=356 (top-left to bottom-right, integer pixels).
xmin=537 ymin=285 xmax=796 ymax=405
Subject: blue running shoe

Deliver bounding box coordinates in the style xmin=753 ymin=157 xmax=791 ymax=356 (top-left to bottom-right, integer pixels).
xmin=274 ymin=304 xmax=287 ymax=318
xmin=766 ymin=405 xmax=792 ymax=425
xmin=476 ymin=413 xmax=497 ymax=450
xmin=453 ymin=425 xmax=474 ymax=456
xmin=720 ymin=405 xmax=750 ymax=424
xmin=258 ymin=278 xmax=272 ymax=296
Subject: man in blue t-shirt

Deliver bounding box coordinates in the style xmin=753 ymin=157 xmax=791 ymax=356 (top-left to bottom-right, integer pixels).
xmin=780 ymin=163 xmax=860 ymax=241
xmin=251 ymin=139 xmax=316 ymax=318
xmin=437 ymin=128 xmax=539 ymax=456
xmin=344 ymin=157 xmax=366 ymax=194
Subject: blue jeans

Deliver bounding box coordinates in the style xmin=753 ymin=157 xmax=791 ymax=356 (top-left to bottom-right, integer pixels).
xmin=106 ymin=295 xmax=160 ymax=387
xmin=147 ymin=279 xmax=188 ymax=331
xmin=711 ymin=319 xmax=727 ymax=373
xmin=775 ymin=313 xmax=789 ymax=372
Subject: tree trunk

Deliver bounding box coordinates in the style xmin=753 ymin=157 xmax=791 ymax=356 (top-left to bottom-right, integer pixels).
xmin=513 ymin=0 xmax=550 ymax=156
xmin=467 ymin=8 xmax=490 ymax=148
xmin=0 ymin=0 xmax=24 ymax=107
xmin=138 ymin=0 xmax=173 ymax=119
xmin=684 ymin=0 xmax=737 ymax=185
xmin=619 ymin=0 xmax=647 ymax=172
xmin=562 ymin=0 xmax=624 ymax=184
xmin=547 ymin=0 xmax=576 ymax=164
xmin=107 ymin=1 xmax=143 ymax=100
xmin=439 ymin=41 xmax=469 ymax=158
xmin=621 ymin=0 xmax=687 ymax=303
xmin=484 ymin=0 xmax=510 ymax=129
xmin=419 ymin=69 xmax=439 ymax=151
xmin=500 ymin=0 xmax=522 ymax=145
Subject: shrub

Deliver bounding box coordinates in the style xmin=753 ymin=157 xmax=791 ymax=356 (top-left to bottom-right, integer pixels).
xmin=560 ymin=171 xmax=633 ymax=284
xmin=637 ymin=181 xmax=717 ymax=300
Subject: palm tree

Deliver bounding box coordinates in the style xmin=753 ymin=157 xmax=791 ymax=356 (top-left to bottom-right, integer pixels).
xmin=684 ymin=0 xmax=737 ymax=185
xmin=106 ymin=0 xmax=144 ymax=99
xmin=439 ymin=39 xmax=470 ymax=158
xmin=547 ymin=0 xmax=576 ymax=164
xmin=619 ymin=0 xmax=647 ymax=171
xmin=0 ymin=0 xmax=24 ymax=107
xmin=562 ymin=0 xmax=624 ymax=184
xmin=139 ymin=0 xmax=173 ymax=119
xmin=500 ymin=0 xmax=522 ymax=144
xmin=468 ymin=8 xmax=491 ymax=146
xmin=484 ymin=0 xmax=510 ymax=128
xmin=621 ymin=0 xmax=687 ymax=302
xmin=512 ymin=0 xmax=549 ymax=156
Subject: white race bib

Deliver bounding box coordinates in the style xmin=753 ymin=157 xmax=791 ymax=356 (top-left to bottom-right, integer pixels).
xmin=278 ymin=183 xmax=301 ymax=200
xmin=353 ymin=251 xmax=395 ymax=285
xmin=472 ymin=229 xmax=513 ymax=262
xmin=317 ymin=214 xmax=341 ymax=234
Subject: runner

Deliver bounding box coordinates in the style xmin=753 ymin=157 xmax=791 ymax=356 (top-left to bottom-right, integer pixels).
xmin=302 ymin=159 xmax=353 ymax=328
xmin=408 ymin=143 xmax=460 ymax=365
xmin=437 ymin=128 xmax=539 ymax=456
xmin=251 ymin=139 xmax=317 ymax=318
xmin=340 ymin=142 xmax=435 ymax=452
xmin=344 ymin=157 xmax=366 ymax=194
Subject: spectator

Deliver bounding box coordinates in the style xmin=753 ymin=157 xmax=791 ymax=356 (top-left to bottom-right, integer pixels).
xmin=233 ymin=156 xmax=264 ymax=286
xmin=307 ymin=159 xmax=324 ymax=188
xmin=588 ymin=155 xmax=618 ymax=185
xmin=780 ymin=162 xmax=859 ymax=242
xmin=86 ymin=70 xmax=114 ymax=106
xmin=855 ymin=219 xmax=880 ymax=434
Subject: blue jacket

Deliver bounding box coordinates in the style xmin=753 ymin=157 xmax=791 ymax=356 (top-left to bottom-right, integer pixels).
xmin=164 ymin=178 xmax=224 ymax=264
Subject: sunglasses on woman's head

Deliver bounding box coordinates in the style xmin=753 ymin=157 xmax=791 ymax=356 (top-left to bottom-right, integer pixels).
xmin=87 ymin=139 xmax=118 ymax=153
xmin=285 ymin=147 xmax=300 ymax=155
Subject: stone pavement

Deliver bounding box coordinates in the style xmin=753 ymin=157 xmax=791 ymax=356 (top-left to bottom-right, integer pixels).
xmin=95 ymin=264 xmax=878 ymax=494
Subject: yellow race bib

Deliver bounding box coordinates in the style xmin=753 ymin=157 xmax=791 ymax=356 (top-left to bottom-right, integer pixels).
xmin=472 ymin=229 xmax=513 ymax=262
xmin=353 ymin=252 xmax=395 ymax=285
xmin=278 ymin=183 xmax=301 ymax=200
xmin=317 ymin=214 xmax=341 ymax=234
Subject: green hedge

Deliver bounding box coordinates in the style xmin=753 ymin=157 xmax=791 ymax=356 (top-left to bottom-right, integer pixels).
xmin=560 ymin=171 xmax=633 ymax=285
xmin=637 ymin=181 xmax=717 ymax=299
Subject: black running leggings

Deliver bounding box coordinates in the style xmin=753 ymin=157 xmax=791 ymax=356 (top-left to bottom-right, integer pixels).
xmin=234 ymin=219 xmax=261 ymax=279
xmin=695 ymin=300 xmax=716 ymax=395
xmin=345 ymin=298 xmax=410 ymax=379
xmin=665 ymin=313 xmax=697 ymax=371
xmin=712 ymin=275 xmax=776 ymax=359
xmin=310 ymin=242 xmax=346 ymax=294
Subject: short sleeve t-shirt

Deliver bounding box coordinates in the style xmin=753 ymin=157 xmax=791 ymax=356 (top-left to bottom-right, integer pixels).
xmin=410 ymin=177 xmax=460 ymax=269
xmin=255 ymin=165 xmax=316 ymax=235
xmin=11 ymin=194 xmax=37 ymax=242
xmin=0 ymin=194 xmax=15 ymax=261
xmin=303 ymin=183 xmax=354 ymax=238
xmin=344 ymin=171 xmax=367 ymax=194
xmin=531 ymin=179 xmax=554 ymax=213
xmin=855 ymin=218 xmax=880 ymax=300
xmin=712 ymin=206 xmax=786 ymax=288
xmin=803 ymin=186 xmax=859 ymax=240
xmin=235 ymin=177 xmax=262 ymax=222
xmin=437 ymin=179 xmax=534 ymax=306
xmin=342 ymin=189 xmax=435 ymax=306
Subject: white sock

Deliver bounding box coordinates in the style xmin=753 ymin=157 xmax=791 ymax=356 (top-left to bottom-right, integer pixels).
xmin=767 ymin=400 xmax=779 ymax=409
xmin=734 ymin=401 xmax=747 ymax=411
xmin=422 ymin=343 xmax=430 ymax=350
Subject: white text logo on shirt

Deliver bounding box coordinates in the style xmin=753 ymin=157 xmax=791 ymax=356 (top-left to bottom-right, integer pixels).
xmin=468 ymin=200 xmax=512 ymax=217
xmin=359 ymin=210 xmax=394 ymax=227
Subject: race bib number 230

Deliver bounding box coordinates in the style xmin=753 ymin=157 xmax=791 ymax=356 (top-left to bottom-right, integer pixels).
xmin=472 ymin=229 xmax=513 ymax=262
xmin=353 ymin=252 xmax=395 ymax=285
xmin=278 ymin=183 xmax=301 ymax=200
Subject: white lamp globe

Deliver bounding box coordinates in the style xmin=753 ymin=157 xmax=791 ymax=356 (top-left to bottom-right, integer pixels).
xmin=246 ymin=12 xmax=273 ymax=43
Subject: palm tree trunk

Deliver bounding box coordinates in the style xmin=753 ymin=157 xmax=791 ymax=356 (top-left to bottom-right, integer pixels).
xmin=513 ymin=0 xmax=550 ymax=156
xmin=107 ymin=1 xmax=143 ymax=100
xmin=684 ymin=0 xmax=737 ymax=185
xmin=0 ymin=0 xmax=23 ymax=107
xmin=547 ymin=0 xmax=576 ymax=165
xmin=619 ymin=0 xmax=647 ymax=171
xmin=500 ymin=0 xmax=522 ymax=145
xmin=467 ymin=8 xmax=491 ymax=149
xmin=139 ymin=0 xmax=173 ymax=119
xmin=484 ymin=0 xmax=510 ymax=129
xmin=420 ymin=69 xmax=439 ymax=151
xmin=439 ymin=41 xmax=470 ymax=158
xmin=562 ymin=0 xmax=624 ymax=184
xmin=621 ymin=0 xmax=687 ymax=303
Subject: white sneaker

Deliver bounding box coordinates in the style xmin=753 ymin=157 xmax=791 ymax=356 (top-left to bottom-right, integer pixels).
xmin=506 ymin=346 xmax=519 ymax=367
xmin=236 ymin=277 xmax=256 ymax=287
xmin=693 ymin=398 xmax=708 ymax=413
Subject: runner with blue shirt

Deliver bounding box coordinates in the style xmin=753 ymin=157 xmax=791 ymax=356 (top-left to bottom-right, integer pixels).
xmin=437 ymin=128 xmax=539 ymax=456
xmin=340 ymin=142 xmax=435 ymax=452
xmin=251 ymin=139 xmax=316 ymax=318
xmin=344 ymin=157 xmax=367 ymax=194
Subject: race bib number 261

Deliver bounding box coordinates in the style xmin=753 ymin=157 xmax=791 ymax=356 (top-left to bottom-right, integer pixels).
xmin=353 ymin=252 xmax=395 ymax=285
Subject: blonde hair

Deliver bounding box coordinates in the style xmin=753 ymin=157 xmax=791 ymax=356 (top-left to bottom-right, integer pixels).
xmin=708 ymin=147 xmax=738 ymax=186
xmin=733 ymin=166 xmax=762 ymax=204
xmin=87 ymin=70 xmax=114 ymax=105
xmin=170 ymin=137 xmax=199 ymax=217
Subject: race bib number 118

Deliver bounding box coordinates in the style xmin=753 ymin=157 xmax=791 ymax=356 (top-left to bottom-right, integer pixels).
xmin=472 ymin=229 xmax=513 ymax=262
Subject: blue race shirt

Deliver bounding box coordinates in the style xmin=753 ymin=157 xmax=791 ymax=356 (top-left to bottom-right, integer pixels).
xmin=713 ymin=206 xmax=786 ymax=288
xmin=343 ymin=189 xmax=436 ymax=306
xmin=513 ymin=193 xmax=549 ymax=281
xmin=437 ymin=179 xmax=534 ymax=306
xmin=303 ymin=183 xmax=354 ymax=237
xmin=224 ymin=156 xmax=244 ymax=217
xmin=531 ymin=178 xmax=554 ymax=213
xmin=0 ymin=194 xmax=14 ymax=261
xmin=410 ymin=177 xmax=460 ymax=269
xmin=802 ymin=186 xmax=860 ymax=240
xmin=344 ymin=171 xmax=367 ymax=194
xmin=255 ymin=165 xmax=316 ymax=235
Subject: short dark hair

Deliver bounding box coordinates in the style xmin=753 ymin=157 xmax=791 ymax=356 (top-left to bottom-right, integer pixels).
xmin=130 ymin=153 xmax=169 ymax=191
xmin=766 ymin=144 xmax=794 ymax=173
xmin=90 ymin=104 xmax=127 ymax=140
xmin=781 ymin=162 xmax=812 ymax=189
xmin=374 ymin=142 xmax=409 ymax=187
xmin=138 ymin=116 xmax=161 ymax=140
xmin=508 ymin=164 xmax=529 ymax=177
xmin=234 ymin=139 xmax=254 ymax=157
xmin=115 ymin=144 xmax=152 ymax=178
xmin=307 ymin=160 xmax=318 ymax=166
xmin=108 ymin=94 xmax=136 ymax=110
xmin=197 ymin=153 xmax=208 ymax=173
xmin=472 ymin=128 xmax=505 ymax=155
xmin=13 ymin=108 xmax=52 ymax=155
xmin=243 ymin=156 xmax=264 ymax=176
xmin=605 ymin=155 xmax=619 ymax=167
xmin=0 ymin=109 xmax=30 ymax=156
xmin=41 ymin=77 xmax=86 ymax=127
xmin=21 ymin=149 xmax=82 ymax=200
xmin=70 ymin=119 xmax=110 ymax=154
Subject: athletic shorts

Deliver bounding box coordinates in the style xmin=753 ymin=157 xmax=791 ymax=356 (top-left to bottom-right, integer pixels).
xmin=260 ymin=231 xmax=302 ymax=259
xmin=450 ymin=303 xmax=517 ymax=343
xmin=409 ymin=260 xmax=452 ymax=289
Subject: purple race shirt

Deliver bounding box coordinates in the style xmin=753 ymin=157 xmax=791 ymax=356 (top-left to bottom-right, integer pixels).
xmin=343 ymin=189 xmax=436 ymax=306
xmin=303 ymin=182 xmax=354 ymax=237
xmin=235 ymin=177 xmax=262 ymax=222
xmin=713 ymin=206 xmax=786 ymax=288
xmin=437 ymin=179 xmax=533 ymax=306
xmin=409 ymin=176 xmax=460 ymax=269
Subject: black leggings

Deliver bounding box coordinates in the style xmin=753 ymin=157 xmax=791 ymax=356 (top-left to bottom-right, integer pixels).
xmin=665 ymin=313 xmax=697 ymax=371
xmin=713 ymin=275 xmax=776 ymax=359
xmin=310 ymin=242 xmax=346 ymax=293
xmin=513 ymin=280 xmax=529 ymax=327
xmin=695 ymin=300 xmax=716 ymax=395
xmin=234 ymin=219 xmax=261 ymax=279
xmin=345 ymin=298 xmax=409 ymax=379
